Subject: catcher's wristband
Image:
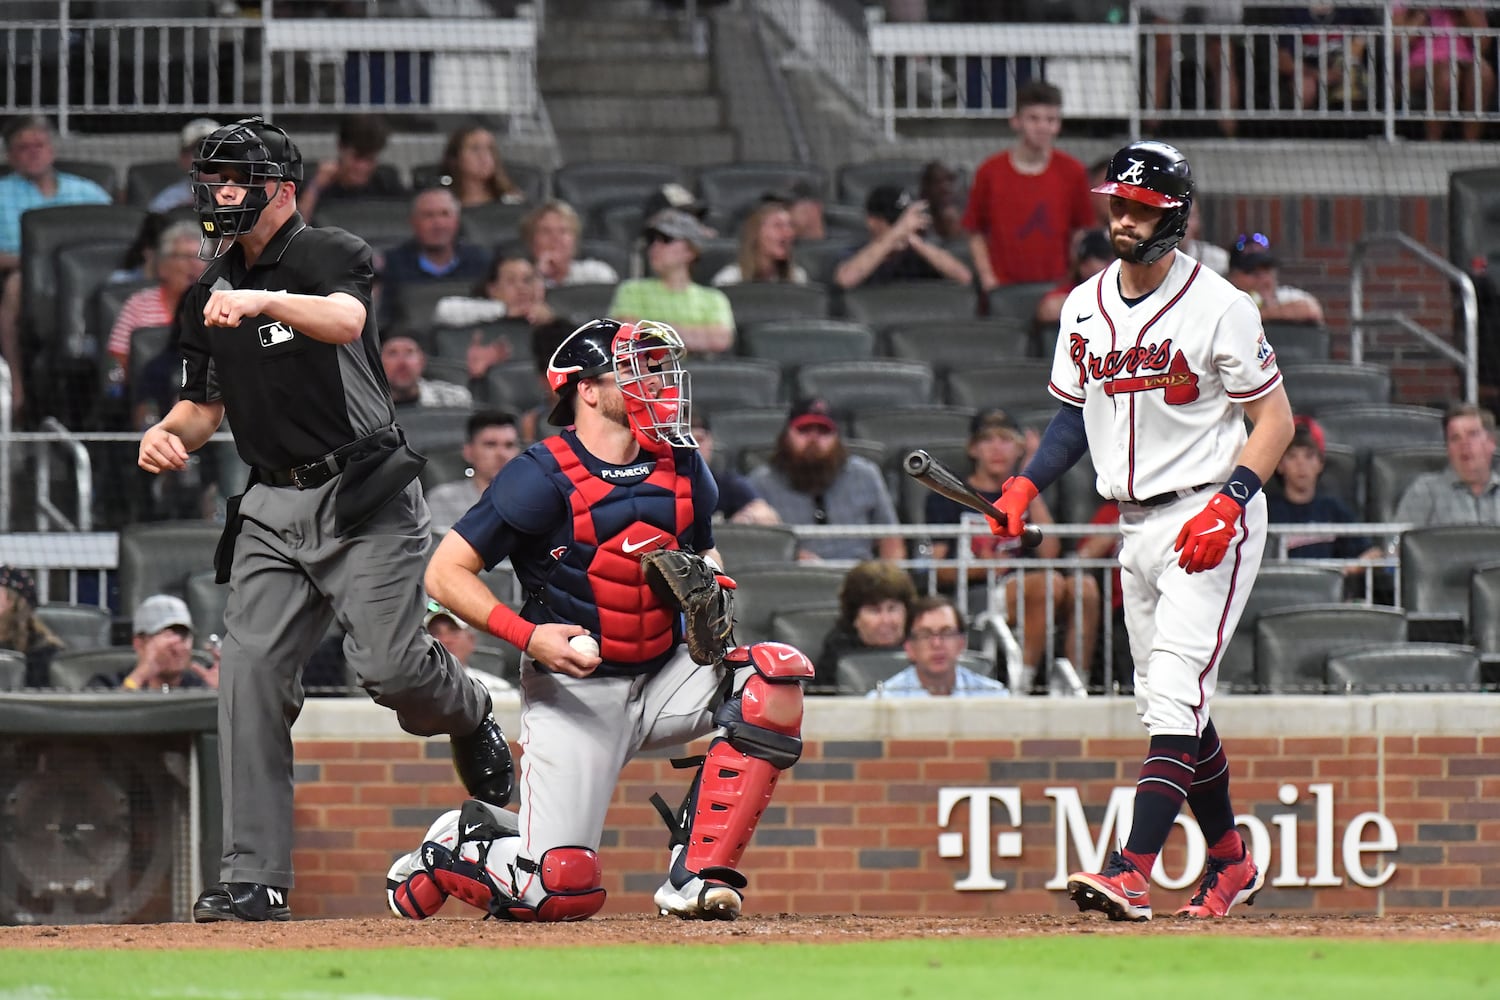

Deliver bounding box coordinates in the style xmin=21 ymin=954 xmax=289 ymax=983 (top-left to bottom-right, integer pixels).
xmin=486 ymin=603 xmax=537 ymax=653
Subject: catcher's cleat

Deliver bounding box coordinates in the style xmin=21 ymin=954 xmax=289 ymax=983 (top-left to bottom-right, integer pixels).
xmin=451 ymin=712 xmax=514 ymax=808
xmin=192 ymin=881 xmax=291 ymax=923
xmin=653 ymin=876 xmax=743 ymax=921
xmin=1176 ymin=847 xmax=1264 ymax=918
xmin=1067 ymin=852 xmax=1152 ymax=922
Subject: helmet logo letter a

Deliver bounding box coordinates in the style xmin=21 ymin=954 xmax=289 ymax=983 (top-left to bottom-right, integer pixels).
xmin=1117 ymin=158 xmax=1147 ymax=185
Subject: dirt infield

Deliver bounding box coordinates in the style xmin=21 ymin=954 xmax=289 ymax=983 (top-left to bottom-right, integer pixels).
xmin=2 ymin=912 xmax=1498 ymax=950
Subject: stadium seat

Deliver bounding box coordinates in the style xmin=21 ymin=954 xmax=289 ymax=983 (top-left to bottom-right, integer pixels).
xmin=883 ymin=319 xmax=1035 ymax=374
xmin=55 ymin=159 xmax=119 ymax=199
xmin=823 ymin=204 xmax=869 ymax=242
xmin=1281 ymin=362 xmax=1392 ymax=414
xmin=697 ymin=162 xmax=829 ymax=223
xmin=838 ymin=649 xmax=997 ymax=695
xmin=796 ymin=360 xmax=936 ymax=418
xmin=423 ymin=357 xmax=469 ymax=389
xmin=1325 ymin=642 xmax=1480 ymax=692
xmin=687 ymin=358 xmax=784 ymax=412
xmin=126 ymin=325 xmax=173 ymax=406
xmin=1468 ymin=561 xmax=1500 ymax=656
xmin=740 ymin=437 xmax=885 ymax=475
xmin=1056 ymin=450 xmax=1103 ymax=526
xmin=118 ymin=521 xmax=223 ymax=615
xmin=34 ymin=604 xmax=112 ymax=651
xmin=713 ymin=523 xmax=800 ymax=569
xmin=553 ymin=162 xmax=688 ymax=224
xmin=185 ymin=569 xmax=228 ymax=640
xmin=1316 ymin=404 xmax=1444 ymax=458
xmin=1400 ymin=525 xmax=1500 ymax=627
xmin=577 ymin=238 xmax=630 ymax=282
xmin=310 ymin=197 xmax=410 ymax=250
xmin=835 ymin=158 xmax=927 ymax=206
xmin=851 ymin=406 xmax=975 ymax=456
xmin=722 ymin=283 xmax=831 ymax=327
xmin=388 ymin=277 xmax=480 ymax=338
xmin=732 ymin=566 xmax=848 ymax=643
xmin=48 ymin=648 xmax=137 ymax=692
xmin=433 ymin=319 xmax=534 ymax=365
xmin=55 ymin=241 xmax=132 ymax=360
xmin=0 ymin=650 xmax=24 ymax=692
xmin=842 ymin=283 xmax=977 ymax=331
xmin=398 ymin=407 xmax=472 ymax=453
xmin=599 ymin=202 xmax=647 ymax=246
xmin=699 ymin=407 xmax=789 ymax=469
xmin=688 ymin=238 xmax=741 ymax=286
xmin=769 ymin=606 xmax=840 ymax=682
xmin=986 ymin=282 xmax=1056 ymax=325
xmin=1218 ymin=565 xmax=1345 ymax=692
xmin=797 ymin=239 xmax=856 ymax=286
xmin=420 ymin=447 xmax=470 ymax=492
xmin=739 ymin=319 xmax=875 ymax=371
xmin=92 ymin=279 xmax=155 ymax=362
xmin=462 ymin=201 xmax=530 ymax=247
xmin=945 ymin=361 xmax=1056 ymax=412
xmin=486 ymin=361 xmax=545 ymax=413
xmin=1316 ymin=443 xmax=1361 ymax=514
xmin=124 ymin=160 xmax=186 ymax=209
xmin=1264 ymin=323 xmax=1331 ymax=364
xmin=895 ymin=438 xmax=969 ymax=523
xmin=1254 ymin=604 xmax=1406 ymax=694
xmin=547 ymin=283 xmax=618 ymax=324
xmin=1449 ymin=167 xmax=1500 ymax=272
xmin=1365 ymin=446 xmax=1448 ymax=522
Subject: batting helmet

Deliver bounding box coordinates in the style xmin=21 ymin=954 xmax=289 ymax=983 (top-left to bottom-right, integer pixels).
xmin=191 ymin=117 xmax=303 ymax=258
xmin=1091 ymin=140 xmax=1193 ymax=265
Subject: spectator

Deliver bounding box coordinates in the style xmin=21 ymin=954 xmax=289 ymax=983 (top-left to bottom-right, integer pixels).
xmin=0 ymin=115 xmax=113 ymax=417
xmin=962 ymin=82 xmax=1094 ymax=295
xmin=1036 ymin=228 xmax=1112 ymax=327
xmin=1267 ymin=417 xmax=1382 ymax=573
xmin=147 ymin=118 xmax=222 ymax=213
xmin=1396 ymin=6 xmax=1495 ymax=141
xmin=815 ymin=559 xmax=916 ymax=691
xmin=440 ymin=124 xmax=525 ymax=208
xmin=1077 ymin=500 xmax=1127 ymax=690
xmin=918 ymin=160 xmax=966 ymax=242
xmin=424 ymin=600 xmax=513 ymax=694
xmin=90 ymin=594 xmax=217 ymax=692
xmin=1139 ymin=2 xmax=1243 ymax=137
xmin=522 ymin=200 xmax=619 ymax=288
xmin=426 ymin=410 xmax=522 ymax=535
xmin=1227 ymin=233 xmax=1324 ymax=325
xmin=785 ymin=181 xmax=826 ymax=243
xmin=1277 ymin=4 xmax=1376 ymax=111
xmin=1087 ymin=156 xmax=1112 ymax=230
xmin=711 ymin=201 xmax=807 ymax=286
xmin=834 ymin=185 xmax=972 ymax=290
xmin=380 ymin=186 xmax=490 ymax=331
xmin=1182 ymin=200 xmax=1230 ymax=276
xmin=924 ymin=408 xmax=1098 ymax=687
xmin=609 ymin=210 xmax=735 ymax=355
xmin=867 ymin=595 xmax=1007 ymax=698
xmin=0 ymin=565 xmax=64 ymax=688
xmin=381 ymin=334 xmax=473 ymax=409
xmin=691 ymin=413 xmax=780 ymax=525
xmin=110 ymin=211 xmax=175 ymax=284
xmin=1394 ymin=403 xmax=1500 ymax=525
xmin=746 ymin=398 xmax=905 ymax=563
xmin=433 ymin=253 xmax=555 ymax=335
xmin=106 ymin=221 xmax=205 ymax=371
xmin=518 ymin=319 xmax=575 ymax=444
xmin=297 ymin=114 xmax=405 ymax=220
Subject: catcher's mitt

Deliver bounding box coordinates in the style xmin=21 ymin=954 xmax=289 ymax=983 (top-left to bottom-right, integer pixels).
xmin=639 ymin=549 xmax=736 ymax=665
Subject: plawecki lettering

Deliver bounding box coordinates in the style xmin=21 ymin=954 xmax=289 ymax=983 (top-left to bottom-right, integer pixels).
xmin=936 ymin=784 xmax=1397 ymax=892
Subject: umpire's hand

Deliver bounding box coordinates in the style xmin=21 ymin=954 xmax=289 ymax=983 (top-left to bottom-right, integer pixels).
xmin=139 ymin=424 xmax=191 ymax=473
xmin=527 ymin=622 xmax=602 ymax=678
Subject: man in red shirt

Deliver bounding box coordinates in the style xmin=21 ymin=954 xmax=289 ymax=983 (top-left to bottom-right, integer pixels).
xmin=962 ymin=81 xmax=1095 ymax=295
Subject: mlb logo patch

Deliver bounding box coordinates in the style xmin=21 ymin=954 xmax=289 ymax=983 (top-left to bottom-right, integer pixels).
xmin=258 ymin=321 xmax=295 ymax=347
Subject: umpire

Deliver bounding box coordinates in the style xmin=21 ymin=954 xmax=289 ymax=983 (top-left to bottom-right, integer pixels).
xmin=138 ymin=118 xmax=512 ymax=923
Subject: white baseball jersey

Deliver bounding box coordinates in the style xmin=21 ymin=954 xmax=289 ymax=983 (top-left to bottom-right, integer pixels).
xmin=1047 ymin=250 xmax=1281 ymax=503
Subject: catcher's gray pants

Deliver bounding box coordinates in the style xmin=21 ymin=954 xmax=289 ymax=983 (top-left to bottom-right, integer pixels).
xmin=217 ymin=477 xmax=489 ymax=888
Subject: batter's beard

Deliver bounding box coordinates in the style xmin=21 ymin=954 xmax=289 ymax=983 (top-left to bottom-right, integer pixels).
xmin=772 ymin=438 xmax=848 ymax=495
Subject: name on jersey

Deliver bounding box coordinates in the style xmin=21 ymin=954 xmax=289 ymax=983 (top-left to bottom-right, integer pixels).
xmin=1068 ymin=334 xmax=1200 ymax=405
xmin=598 ymin=462 xmax=654 ymax=482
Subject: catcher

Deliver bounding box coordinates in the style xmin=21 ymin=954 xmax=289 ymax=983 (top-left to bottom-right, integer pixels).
xmin=388 ymin=318 xmax=813 ymax=922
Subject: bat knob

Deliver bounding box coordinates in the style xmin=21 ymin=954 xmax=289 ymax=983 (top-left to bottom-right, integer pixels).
xmin=1019 ymin=524 xmax=1044 ymax=549
xmin=902 ymin=450 xmax=931 ymax=478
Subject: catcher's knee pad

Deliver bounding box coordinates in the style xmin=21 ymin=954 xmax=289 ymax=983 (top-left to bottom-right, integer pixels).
xmin=718 ymin=641 xmax=813 ymax=769
xmin=498 ymin=847 xmax=608 ymax=922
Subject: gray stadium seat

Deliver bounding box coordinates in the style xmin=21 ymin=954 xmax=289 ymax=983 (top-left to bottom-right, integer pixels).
xmin=56 ymin=159 xmax=119 ymax=199
xmin=769 ymin=605 xmax=841 ymax=671
xmin=1254 ymin=604 xmax=1407 ymax=694
xmin=433 ymin=319 xmax=534 ymax=365
xmin=700 ymin=407 xmax=788 ymax=470
xmin=688 ymin=238 xmax=741 ymax=286
xmin=698 ymin=162 xmax=829 ymax=222
xmin=34 ymin=604 xmax=112 ymax=652
xmin=55 ymin=241 xmax=132 ymax=361
xmin=468 ymin=646 xmax=521 ymax=687
xmin=1366 ymin=447 xmax=1448 ymax=523
xmin=796 ymin=360 xmax=936 ymax=418
xmin=48 ymin=648 xmax=138 ymax=692
xmin=722 ymin=283 xmax=831 ymax=327
xmin=1281 ymin=362 xmax=1392 ymax=414
xmin=118 ymin=521 xmax=223 ymax=616
xmin=547 ymin=283 xmax=618 ymax=324
xmin=739 ymin=320 xmax=875 ymax=371
xmin=835 ymin=158 xmax=927 ymax=206
xmin=486 ymin=361 xmax=545 ymax=413
xmin=398 ymin=407 xmax=472 ymax=453
xmin=462 ymin=201 xmax=530 ymax=247
xmin=411 ymin=162 xmax=548 ymax=204
xmin=897 ymin=439 xmax=969 ymax=523
xmin=842 ymin=283 xmax=977 ymax=331
xmin=0 ymin=650 xmax=24 ymax=692
xmin=1263 ymin=323 xmax=1331 ymax=364
xmin=713 ymin=523 xmax=800 ymax=570
xmin=185 ymin=569 xmax=228 ymax=640
xmin=1316 ymin=404 xmax=1444 ymax=458
xmin=851 ymin=407 xmax=975 ymax=456
xmin=310 ymin=198 xmax=410 ymax=250
xmin=1316 ymin=443 xmax=1361 ymax=514
xmin=20 ymin=204 xmax=146 ymax=365
xmin=836 ymin=649 xmax=908 ymax=694
xmin=1449 ymin=166 xmax=1500 ymax=271
xmin=1400 ymin=526 xmax=1500 ymax=626
xmin=945 ymin=361 xmax=1056 ymax=412
xmin=688 ymin=358 xmax=784 ymax=413
xmin=420 ymin=448 xmax=470 ymax=492
xmin=1325 ymin=643 xmax=1480 ymax=692
xmin=387 ymin=277 xmax=477 ymax=338
xmin=986 ymin=281 xmax=1056 ymax=325
xmin=125 ymin=160 xmax=187 ymax=209
xmin=1468 ymin=561 xmax=1500 ymax=656
xmin=1218 ymin=566 xmax=1345 ymax=692
xmin=883 ymin=319 xmax=1035 ymax=374
xmin=553 ymin=162 xmax=688 ymax=222
xmin=732 ymin=566 xmax=847 ymax=643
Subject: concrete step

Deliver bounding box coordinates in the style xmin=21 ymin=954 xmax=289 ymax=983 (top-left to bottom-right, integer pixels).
xmin=544 ymin=0 xmax=661 ymax=20
xmin=548 ymin=94 xmax=724 ymax=133
xmin=540 ymin=34 xmax=700 ymax=61
xmin=539 ymin=57 xmax=712 ymax=96
xmin=556 ymin=128 xmax=738 ymax=167
xmin=544 ymin=16 xmax=691 ymax=42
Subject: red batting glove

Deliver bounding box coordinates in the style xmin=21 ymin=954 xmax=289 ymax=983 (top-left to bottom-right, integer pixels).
xmin=1173 ymin=493 xmax=1243 ymax=573
xmin=985 ymin=476 xmax=1039 ymax=538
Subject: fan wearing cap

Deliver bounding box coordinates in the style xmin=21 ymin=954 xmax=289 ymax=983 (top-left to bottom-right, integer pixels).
xmin=90 ymin=594 xmax=214 ymax=692
xmin=138 ymin=117 xmax=512 ymax=925
xmin=1227 ymin=233 xmax=1323 ymax=325
xmin=411 ymin=317 xmax=814 ymax=922
xmin=747 ymin=399 xmax=905 ymax=562
xmin=148 ymin=118 xmax=223 ymax=214
xmin=1267 ymin=416 xmax=1380 ymax=571
xmin=833 ymin=184 xmax=971 ymax=290
xmin=609 ymin=209 xmax=736 ymax=355
xmin=0 ymin=565 xmax=65 ymax=689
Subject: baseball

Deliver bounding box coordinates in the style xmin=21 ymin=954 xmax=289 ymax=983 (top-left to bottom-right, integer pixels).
xmin=569 ymin=634 xmax=601 ymax=658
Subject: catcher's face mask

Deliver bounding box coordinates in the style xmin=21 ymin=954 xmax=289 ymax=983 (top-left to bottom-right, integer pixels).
xmin=191 ymin=117 xmax=302 ymax=260
xmin=613 ymin=321 xmax=696 ymax=452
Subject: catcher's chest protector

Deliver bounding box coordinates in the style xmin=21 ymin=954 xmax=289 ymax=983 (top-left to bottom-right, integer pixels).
xmin=540 ymin=437 xmax=694 ymax=664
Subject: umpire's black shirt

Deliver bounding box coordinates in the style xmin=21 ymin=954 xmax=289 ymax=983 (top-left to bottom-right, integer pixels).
xmin=177 ymin=213 xmax=396 ymax=472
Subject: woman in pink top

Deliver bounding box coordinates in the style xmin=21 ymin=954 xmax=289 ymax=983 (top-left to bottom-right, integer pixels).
xmin=106 ymin=221 xmax=205 ymax=366
xmin=1397 ymin=6 xmax=1494 ymax=140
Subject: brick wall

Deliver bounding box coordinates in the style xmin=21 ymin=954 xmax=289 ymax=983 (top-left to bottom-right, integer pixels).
xmin=1200 ymin=194 xmax=1463 ymax=406
xmin=289 ymin=723 xmax=1500 ymax=918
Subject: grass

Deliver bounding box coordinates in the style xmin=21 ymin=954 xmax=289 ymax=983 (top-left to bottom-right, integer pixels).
xmin=0 ymin=937 xmax=1494 ymax=1000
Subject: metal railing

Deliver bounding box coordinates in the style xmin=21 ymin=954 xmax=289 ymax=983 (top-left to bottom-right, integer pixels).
xmin=761 ymin=0 xmax=871 ymax=109
xmin=1 ymin=0 xmax=542 ymax=135
xmin=1349 ymin=231 xmax=1480 ymax=404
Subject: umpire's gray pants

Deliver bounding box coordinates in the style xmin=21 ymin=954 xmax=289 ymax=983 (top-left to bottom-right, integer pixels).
xmin=217 ymin=476 xmax=488 ymax=888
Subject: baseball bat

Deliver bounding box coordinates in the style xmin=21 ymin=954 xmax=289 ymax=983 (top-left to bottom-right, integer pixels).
xmin=904 ymin=449 xmax=1044 ymax=550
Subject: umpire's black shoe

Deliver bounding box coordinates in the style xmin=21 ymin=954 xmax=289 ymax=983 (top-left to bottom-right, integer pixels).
xmin=192 ymin=882 xmax=292 ymax=923
xmin=451 ymin=715 xmax=514 ymax=807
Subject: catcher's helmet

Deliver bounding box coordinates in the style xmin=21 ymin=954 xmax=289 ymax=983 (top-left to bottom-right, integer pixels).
xmin=546 ymin=319 xmax=697 ymax=451
xmin=1091 ymin=140 xmax=1193 ymax=265
xmin=191 ymin=117 xmax=303 ymax=259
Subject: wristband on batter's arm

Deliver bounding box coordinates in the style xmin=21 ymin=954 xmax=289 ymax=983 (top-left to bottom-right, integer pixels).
xmin=1219 ymin=465 xmax=1264 ymax=504
xmin=486 ymin=602 xmax=537 ymax=653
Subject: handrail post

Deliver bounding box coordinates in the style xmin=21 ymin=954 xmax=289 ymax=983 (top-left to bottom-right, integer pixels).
xmin=58 ymin=0 xmax=71 ymax=137
xmin=1349 ymin=241 xmax=1365 ymax=367
xmin=1382 ymin=2 xmax=1396 ymax=142
xmin=260 ymin=0 xmax=273 ymax=121
xmin=0 ymin=359 xmax=10 ymax=532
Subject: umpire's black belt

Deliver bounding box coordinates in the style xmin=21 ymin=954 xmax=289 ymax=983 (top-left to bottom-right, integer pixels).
xmin=258 ymin=428 xmax=393 ymax=490
xmin=1134 ymin=482 xmax=1215 ymax=508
